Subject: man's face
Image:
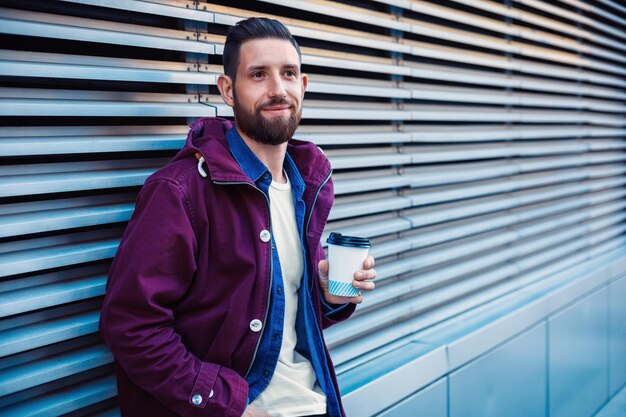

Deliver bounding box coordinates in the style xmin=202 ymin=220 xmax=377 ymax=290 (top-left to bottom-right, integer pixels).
xmin=225 ymin=38 xmax=307 ymax=146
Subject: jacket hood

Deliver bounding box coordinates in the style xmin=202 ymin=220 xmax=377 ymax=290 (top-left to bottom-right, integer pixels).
xmin=174 ymin=117 xmax=332 ymax=187
xmin=173 ymin=117 xmax=234 ymax=162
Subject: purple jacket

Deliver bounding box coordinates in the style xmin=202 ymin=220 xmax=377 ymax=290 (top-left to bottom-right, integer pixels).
xmin=99 ymin=117 xmax=355 ymax=417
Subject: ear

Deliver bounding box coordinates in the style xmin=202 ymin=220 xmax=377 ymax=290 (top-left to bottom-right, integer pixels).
xmin=217 ymin=74 xmax=235 ymax=107
xmin=301 ymin=72 xmax=308 ymax=99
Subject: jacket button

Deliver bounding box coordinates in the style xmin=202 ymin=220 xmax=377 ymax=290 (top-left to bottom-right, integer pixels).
xmin=250 ymin=319 xmax=263 ymax=332
xmin=209 ymin=389 xmax=214 ymax=398
xmin=191 ymin=394 xmax=202 ymax=405
xmin=259 ymin=230 xmax=271 ymax=242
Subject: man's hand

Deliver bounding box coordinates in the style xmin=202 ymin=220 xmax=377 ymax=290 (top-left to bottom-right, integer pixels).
xmin=242 ymin=405 xmax=272 ymax=417
xmin=318 ymin=256 xmax=376 ymax=305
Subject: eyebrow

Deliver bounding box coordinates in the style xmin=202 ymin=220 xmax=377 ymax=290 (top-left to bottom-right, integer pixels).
xmin=247 ymin=64 xmax=299 ymax=72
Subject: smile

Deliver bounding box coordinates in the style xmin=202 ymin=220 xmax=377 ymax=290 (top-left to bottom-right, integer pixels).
xmin=261 ymin=106 xmax=292 ymax=115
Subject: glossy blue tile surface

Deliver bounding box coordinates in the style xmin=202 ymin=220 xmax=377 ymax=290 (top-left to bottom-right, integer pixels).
xmin=376 ymin=377 xmax=447 ymax=417
xmin=609 ymin=276 xmax=626 ymax=395
xmin=549 ymin=287 xmax=609 ymax=417
xmin=449 ymin=322 xmax=547 ymax=417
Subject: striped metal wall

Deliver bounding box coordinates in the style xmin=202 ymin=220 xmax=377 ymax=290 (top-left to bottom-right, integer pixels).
xmin=1 ymin=0 xmax=625 ymax=416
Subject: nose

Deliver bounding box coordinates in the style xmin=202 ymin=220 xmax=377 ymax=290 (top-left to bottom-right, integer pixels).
xmin=267 ymin=73 xmax=287 ymax=99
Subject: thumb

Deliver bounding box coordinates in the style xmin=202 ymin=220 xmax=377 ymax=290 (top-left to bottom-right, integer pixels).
xmin=318 ymin=259 xmax=329 ymax=279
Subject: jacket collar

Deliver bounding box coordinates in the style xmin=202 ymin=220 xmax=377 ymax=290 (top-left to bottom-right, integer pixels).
xmin=178 ymin=117 xmax=331 ymax=190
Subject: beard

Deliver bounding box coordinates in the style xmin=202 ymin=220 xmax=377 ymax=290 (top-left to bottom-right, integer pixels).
xmin=233 ymin=95 xmax=302 ymax=146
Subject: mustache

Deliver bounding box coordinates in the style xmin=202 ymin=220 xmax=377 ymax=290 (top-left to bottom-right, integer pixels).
xmin=257 ymin=98 xmax=294 ymax=110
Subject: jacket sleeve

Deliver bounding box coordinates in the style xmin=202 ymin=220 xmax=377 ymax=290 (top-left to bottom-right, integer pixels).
xmin=99 ymin=179 xmax=248 ymax=417
xmin=320 ymin=298 xmax=356 ymax=329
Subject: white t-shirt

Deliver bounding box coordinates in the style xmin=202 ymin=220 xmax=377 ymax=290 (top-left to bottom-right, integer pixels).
xmin=250 ymin=174 xmax=327 ymax=417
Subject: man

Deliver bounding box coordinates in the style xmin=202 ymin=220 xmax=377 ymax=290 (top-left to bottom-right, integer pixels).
xmin=100 ymin=17 xmax=376 ymax=417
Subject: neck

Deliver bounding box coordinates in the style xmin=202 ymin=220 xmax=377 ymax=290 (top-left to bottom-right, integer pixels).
xmin=236 ymin=126 xmax=288 ymax=183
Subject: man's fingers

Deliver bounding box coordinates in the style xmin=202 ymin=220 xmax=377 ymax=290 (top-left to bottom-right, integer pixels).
xmin=363 ymin=255 xmax=375 ymax=269
xmin=353 ymin=279 xmax=375 ymax=291
xmin=318 ymin=259 xmax=329 ymax=278
xmin=351 ymin=295 xmax=363 ymax=304
xmin=354 ymin=268 xmax=376 ymax=281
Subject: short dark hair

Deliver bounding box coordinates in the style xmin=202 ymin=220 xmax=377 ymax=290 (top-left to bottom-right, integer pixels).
xmin=223 ymin=17 xmax=302 ymax=82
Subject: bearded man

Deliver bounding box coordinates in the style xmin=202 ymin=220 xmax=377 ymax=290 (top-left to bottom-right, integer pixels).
xmin=100 ymin=17 xmax=376 ymax=417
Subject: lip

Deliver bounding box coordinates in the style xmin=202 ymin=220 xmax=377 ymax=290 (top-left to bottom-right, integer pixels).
xmin=261 ymin=106 xmax=292 ymax=116
xmin=262 ymin=106 xmax=291 ymax=111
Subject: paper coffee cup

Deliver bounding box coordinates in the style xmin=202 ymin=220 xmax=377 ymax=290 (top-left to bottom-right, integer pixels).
xmin=326 ymin=232 xmax=371 ymax=297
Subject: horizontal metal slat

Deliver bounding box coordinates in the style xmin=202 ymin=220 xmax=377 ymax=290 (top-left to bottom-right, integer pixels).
xmin=0 ymin=344 xmax=112 ymax=397
xmin=57 ymin=0 xmax=208 ymax=21
xmin=409 ymin=61 xmax=626 ymax=95
xmin=329 ymin=144 xmax=626 ymax=171
xmin=0 ymin=167 xmax=157 ymax=198
xmin=0 ymin=197 xmax=135 ymax=238
xmin=405 ymin=125 xmax=626 ymax=142
xmin=0 ymin=375 xmax=116 ymax=417
xmin=0 ymin=310 xmax=100 ymax=358
xmin=330 ymin=195 xmax=412 ymax=221
xmin=0 ymin=8 xmax=216 ymax=54
xmin=307 ymin=75 xmax=411 ymax=99
xmin=407 ymin=84 xmax=626 ymax=111
xmin=0 ymin=229 xmax=123 ymax=278
xmin=302 ymin=48 xmax=412 ymax=76
xmin=0 ymin=124 xmax=190 ymax=138
xmin=0 ymin=239 xmax=119 ymax=279
xmin=0 ymin=98 xmax=215 ymax=118
xmin=297 ymin=129 xmax=412 ymax=146
xmin=0 ymin=275 xmax=107 ymax=318
xmin=258 ymin=0 xmax=411 ymax=32
xmin=0 ymin=60 xmax=216 ymax=85
xmin=0 ymin=134 xmax=186 ymax=157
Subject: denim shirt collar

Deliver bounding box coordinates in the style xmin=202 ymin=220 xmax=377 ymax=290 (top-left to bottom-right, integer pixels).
xmin=226 ymin=126 xmax=306 ymax=199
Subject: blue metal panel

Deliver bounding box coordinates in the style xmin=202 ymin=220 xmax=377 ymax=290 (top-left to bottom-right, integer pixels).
xmin=340 ymin=342 xmax=447 ymax=417
xmin=548 ymin=287 xmax=610 ymax=417
xmin=376 ymin=377 xmax=447 ymax=417
xmin=609 ymin=276 xmax=626 ymax=395
xmin=449 ymin=322 xmax=547 ymax=417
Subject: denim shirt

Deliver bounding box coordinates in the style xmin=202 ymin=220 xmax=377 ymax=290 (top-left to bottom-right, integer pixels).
xmin=226 ymin=127 xmax=346 ymax=416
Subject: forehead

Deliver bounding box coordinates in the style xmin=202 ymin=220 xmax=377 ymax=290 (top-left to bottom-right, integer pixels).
xmin=238 ymin=38 xmax=300 ymax=70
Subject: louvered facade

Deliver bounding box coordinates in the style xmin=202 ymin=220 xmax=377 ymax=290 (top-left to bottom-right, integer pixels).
xmin=0 ymin=1 xmax=625 ymax=416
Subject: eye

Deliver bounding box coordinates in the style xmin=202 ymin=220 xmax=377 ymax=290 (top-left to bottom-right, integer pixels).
xmin=283 ymin=70 xmax=296 ymax=78
xmin=251 ymin=71 xmax=264 ymax=79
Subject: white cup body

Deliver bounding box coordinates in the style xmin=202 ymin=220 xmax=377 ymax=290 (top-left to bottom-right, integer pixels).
xmin=327 ymin=243 xmax=369 ymax=297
